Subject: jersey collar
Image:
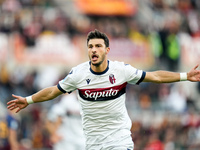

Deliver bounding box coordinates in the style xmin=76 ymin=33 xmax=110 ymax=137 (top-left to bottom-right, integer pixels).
xmin=89 ymin=60 xmax=109 ymax=75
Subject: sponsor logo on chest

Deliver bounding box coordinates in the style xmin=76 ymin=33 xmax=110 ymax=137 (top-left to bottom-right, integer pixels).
xmin=78 ymin=82 xmax=127 ymax=101
xmin=84 ymin=88 xmax=119 ymax=100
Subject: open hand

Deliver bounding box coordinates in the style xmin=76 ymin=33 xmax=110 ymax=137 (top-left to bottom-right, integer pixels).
xmin=7 ymin=94 xmax=28 ymax=113
xmin=187 ymin=64 xmax=200 ymax=82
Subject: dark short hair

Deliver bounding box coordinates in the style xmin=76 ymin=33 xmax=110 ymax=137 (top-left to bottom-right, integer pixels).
xmin=87 ymin=29 xmax=109 ymax=47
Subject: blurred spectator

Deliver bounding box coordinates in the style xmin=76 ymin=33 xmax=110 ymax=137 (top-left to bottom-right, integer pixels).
xmin=0 ymin=103 xmax=20 ymax=150
xmin=144 ymin=129 xmax=164 ymax=150
xmin=163 ymin=128 xmax=176 ymax=150
xmin=165 ymin=84 xmax=187 ymax=113
xmin=46 ymin=92 xmax=85 ymax=150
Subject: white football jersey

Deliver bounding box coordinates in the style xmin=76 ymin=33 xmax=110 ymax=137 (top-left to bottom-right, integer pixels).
xmin=57 ymin=60 xmax=146 ymax=147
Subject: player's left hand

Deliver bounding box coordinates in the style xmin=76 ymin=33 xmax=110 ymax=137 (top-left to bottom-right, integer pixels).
xmin=187 ymin=64 xmax=200 ymax=82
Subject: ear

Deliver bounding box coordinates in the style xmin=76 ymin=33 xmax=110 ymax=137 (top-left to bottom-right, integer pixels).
xmin=106 ymin=47 xmax=110 ymax=54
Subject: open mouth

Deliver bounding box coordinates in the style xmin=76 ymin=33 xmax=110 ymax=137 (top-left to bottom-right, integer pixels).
xmin=92 ymin=54 xmax=98 ymax=61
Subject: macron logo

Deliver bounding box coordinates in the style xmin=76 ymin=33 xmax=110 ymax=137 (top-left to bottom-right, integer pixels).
xmin=86 ymin=79 xmax=91 ymax=84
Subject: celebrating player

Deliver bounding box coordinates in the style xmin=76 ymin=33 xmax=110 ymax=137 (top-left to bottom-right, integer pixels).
xmin=7 ymin=30 xmax=200 ymax=150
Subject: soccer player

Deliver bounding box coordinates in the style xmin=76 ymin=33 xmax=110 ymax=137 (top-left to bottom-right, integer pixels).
xmin=7 ymin=30 xmax=200 ymax=150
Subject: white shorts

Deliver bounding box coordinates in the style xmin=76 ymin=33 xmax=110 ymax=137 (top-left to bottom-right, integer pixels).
xmin=86 ymin=135 xmax=134 ymax=150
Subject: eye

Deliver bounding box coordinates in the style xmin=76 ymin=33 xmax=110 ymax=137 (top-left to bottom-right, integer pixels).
xmin=96 ymin=44 xmax=101 ymax=47
xmin=88 ymin=45 xmax=93 ymax=48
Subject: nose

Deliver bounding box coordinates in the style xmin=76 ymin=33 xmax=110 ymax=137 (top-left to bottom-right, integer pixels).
xmin=91 ymin=47 xmax=97 ymax=53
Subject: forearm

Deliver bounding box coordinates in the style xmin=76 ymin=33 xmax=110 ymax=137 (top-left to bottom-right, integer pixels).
xmin=144 ymin=71 xmax=185 ymax=83
xmin=9 ymin=130 xmax=19 ymax=150
xmin=7 ymin=86 xmax=63 ymax=113
xmin=31 ymin=86 xmax=62 ymax=103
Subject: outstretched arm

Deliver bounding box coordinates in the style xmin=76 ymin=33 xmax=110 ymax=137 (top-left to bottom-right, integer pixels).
xmin=143 ymin=64 xmax=200 ymax=83
xmin=7 ymin=86 xmax=63 ymax=113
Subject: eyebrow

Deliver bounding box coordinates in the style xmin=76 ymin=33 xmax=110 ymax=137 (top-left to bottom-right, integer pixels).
xmin=88 ymin=43 xmax=103 ymax=47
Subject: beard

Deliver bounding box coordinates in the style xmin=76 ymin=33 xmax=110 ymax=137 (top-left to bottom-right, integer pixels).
xmin=90 ymin=53 xmax=106 ymax=67
xmin=91 ymin=60 xmax=103 ymax=67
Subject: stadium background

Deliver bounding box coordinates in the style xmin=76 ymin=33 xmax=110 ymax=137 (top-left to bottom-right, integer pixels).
xmin=0 ymin=0 xmax=200 ymax=149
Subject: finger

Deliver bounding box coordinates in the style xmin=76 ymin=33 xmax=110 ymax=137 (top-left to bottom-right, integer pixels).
xmin=15 ymin=108 xmax=21 ymax=113
xmin=8 ymin=106 xmax=18 ymax=111
xmin=193 ymin=64 xmax=199 ymax=70
xmin=12 ymin=94 xmax=20 ymax=99
xmin=7 ymin=103 xmax=17 ymax=109
xmin=7 ymin=104 xmax=18 ymax=110
xmin=7 ymin=100 xmax=17 ymax=105
xmin=7 ymin=103 xmax=17 ymax=108
xmin=7 ymin=101 xmax=13 ymax=105
xmin=7 ymin=100 xmax=18 ymax=108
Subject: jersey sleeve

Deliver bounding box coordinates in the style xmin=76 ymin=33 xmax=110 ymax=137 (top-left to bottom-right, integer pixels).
xmin=57 ymin=69 xmax=77 ymax=93
xmin=124 ymin=64 xmax=146 ymax=85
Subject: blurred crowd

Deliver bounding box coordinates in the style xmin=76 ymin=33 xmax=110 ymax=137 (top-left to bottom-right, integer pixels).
xmin=1 ymin=0 xmax=200 ymax=149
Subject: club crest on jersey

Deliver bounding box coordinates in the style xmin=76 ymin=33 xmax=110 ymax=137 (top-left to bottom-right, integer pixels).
xmin=109 ymin=74 xmax=116 ymax=84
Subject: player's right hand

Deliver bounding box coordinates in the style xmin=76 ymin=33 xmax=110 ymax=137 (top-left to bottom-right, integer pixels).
xmin=7 ymin=94 xmax=28 ymax=113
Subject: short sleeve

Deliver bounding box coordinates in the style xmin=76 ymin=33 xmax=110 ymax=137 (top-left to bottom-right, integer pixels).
xmin=124 ymin=64 xmax=146 ymax=85
xmin=57 ymin=69 xmax=77 ymax=93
